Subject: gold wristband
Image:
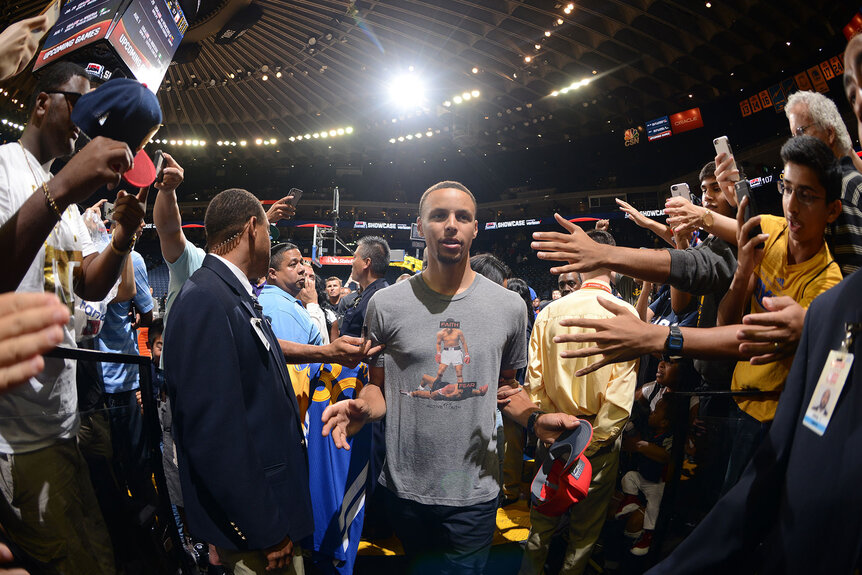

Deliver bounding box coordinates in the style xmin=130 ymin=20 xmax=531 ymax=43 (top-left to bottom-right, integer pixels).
xmin=42 ymin=182 xmax=63 ymax=219
xmin=110 ymin=232 xmax=138 ymax=256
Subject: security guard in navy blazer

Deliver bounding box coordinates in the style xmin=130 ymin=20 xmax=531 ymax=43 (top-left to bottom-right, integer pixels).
xmin=164 ymin=189 xmax=311 ymax=573
xmin=647 ymin=269 xmax=862 ymax=574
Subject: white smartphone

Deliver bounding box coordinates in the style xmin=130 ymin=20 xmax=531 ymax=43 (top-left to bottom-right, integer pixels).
xmin=713 ymin=136 xmax=740 ymax=181
xmin=670 ymin=183 xmax=691 ymax=201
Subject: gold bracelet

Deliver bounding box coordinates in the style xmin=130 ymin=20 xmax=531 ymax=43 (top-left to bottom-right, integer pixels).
xmin=42 ymin=182 xmax=63 ymax=219
xmin=109 ymin=232 xmax=138 ymax=256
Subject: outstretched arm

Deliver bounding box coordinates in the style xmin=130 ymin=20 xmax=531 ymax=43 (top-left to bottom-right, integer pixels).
xmin=532 ymin=213 xmax=673 ymax=283
xmin=321 ymin=366 xmax=386 ymax=450
xmin=152 ymin=153 xmax=186 ymax=264
xmin=616 ymin=198 xmax=675 ymax=247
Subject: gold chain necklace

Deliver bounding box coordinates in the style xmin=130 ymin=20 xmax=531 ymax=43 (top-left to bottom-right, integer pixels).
xmin=18 ymin=141 xmax=76 ymax=242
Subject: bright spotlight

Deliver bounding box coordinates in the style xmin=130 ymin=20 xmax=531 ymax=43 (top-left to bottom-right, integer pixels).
xmin=388 ymin=73 xmax=426 ymax=109
xmin=471 ymin=90 xmax=480 ymax=97
xmin=329 ymin=130 xmax=337 ymax=136
xmin=453 ymin=95 xmax=463 ymax=104
xmin=345 ymin=127 xmax=353 ymax=134
xmin=337 ymin=128 xmax=345 ymax=135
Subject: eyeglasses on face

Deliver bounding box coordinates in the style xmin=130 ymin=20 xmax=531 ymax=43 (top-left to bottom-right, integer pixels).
xmin=45 ymin=91 xmax=83 ymax=108
xmin=777 ymin=178 xmax=825 ymax=205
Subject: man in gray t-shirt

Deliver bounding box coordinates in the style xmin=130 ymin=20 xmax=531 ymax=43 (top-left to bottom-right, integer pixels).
xmin=323 ymin=181 xmax=580 ymax=574
xmin=364 ymin=272 xmax=525 ymax=506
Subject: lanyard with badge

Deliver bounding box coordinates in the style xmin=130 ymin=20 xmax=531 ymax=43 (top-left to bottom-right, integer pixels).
xmin=802 ymin=322 xmax=861 ymax=436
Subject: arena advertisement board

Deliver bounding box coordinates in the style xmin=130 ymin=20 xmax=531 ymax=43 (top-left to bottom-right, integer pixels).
xmin=646 ymin=116 xmax=672 ymax=141
xmin=669 ymin=107 xmax=704 ymax=135
xmin=106 ymin=0 xmax=187 ymax=91
xmin=34 ymin=0 xmax=125 ymax=70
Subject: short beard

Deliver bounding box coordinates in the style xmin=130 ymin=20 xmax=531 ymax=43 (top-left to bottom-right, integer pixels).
xmin=434 ymin=250 xmax=465 ymax=265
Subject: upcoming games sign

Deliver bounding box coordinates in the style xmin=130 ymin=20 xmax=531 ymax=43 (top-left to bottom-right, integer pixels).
xmin=35 ymin=0 xmax=187 ymax=93
xmin=108 ymin=0 xmax=187 ymax=90
xmin=35 ymin=0 xmax=125 ymax=68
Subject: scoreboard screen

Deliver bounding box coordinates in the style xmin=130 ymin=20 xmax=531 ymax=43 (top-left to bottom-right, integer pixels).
xmin=34 ymin=0 xmax=187 ymax=93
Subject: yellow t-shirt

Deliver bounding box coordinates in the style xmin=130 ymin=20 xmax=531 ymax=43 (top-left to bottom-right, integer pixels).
xmin=733 ymin=214 xmax=842 ymax=422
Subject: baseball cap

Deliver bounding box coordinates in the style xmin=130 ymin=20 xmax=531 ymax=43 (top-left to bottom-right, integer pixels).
xmin=71 ymin=78 xmax=162 ymax=187
xmin=530 ymin=420 xmax=594 ymax=516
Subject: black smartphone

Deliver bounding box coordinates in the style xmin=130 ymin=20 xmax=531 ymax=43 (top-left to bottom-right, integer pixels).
xmin=735 ymin=180 xmax=764 ymax=248
xmin=153 ymin=149 xmax=165 ymax=184
xmin=288 ymin=188 xmax=303 ymax=208
xmin=102 ymin=201 xmax=115 ymax=220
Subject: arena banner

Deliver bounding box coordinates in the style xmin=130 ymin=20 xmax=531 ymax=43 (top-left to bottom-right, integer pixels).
xmin=646 ymin=116 xmax=672 ymax=141
xmin=34 ymin=0 xmax=124 ymax=69
xmin=106 ymin=0 xmax=187 ymax=91
xmin=669 ymin=107 xmax=703 ymax=135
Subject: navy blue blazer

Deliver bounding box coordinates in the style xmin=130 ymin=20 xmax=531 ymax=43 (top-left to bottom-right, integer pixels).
xmin=648 ymin=270 xmax=862 ymax=574
xmin=164 ymin=255 xmax=312 ymax=550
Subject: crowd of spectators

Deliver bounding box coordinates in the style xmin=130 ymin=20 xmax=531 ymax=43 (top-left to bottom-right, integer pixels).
xmin=1 ymin=16 xmax=862 ymax=575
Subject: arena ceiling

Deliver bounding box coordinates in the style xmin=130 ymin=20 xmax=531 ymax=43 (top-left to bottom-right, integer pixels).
xmin=0 ymin=0 xmax=852 ymax=163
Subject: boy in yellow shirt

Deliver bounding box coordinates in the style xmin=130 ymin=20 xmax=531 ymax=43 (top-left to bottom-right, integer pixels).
xmin=717 ymin=134 xmax=843 ymax=488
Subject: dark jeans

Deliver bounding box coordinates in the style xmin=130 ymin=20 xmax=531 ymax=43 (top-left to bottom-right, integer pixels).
xmin=721 ymin=401 xmax=771 ymax=495
xmin=105 ymin=390 xmax=152 ymax=503
xmin=384 ymin=487 xmax=497 ymax=575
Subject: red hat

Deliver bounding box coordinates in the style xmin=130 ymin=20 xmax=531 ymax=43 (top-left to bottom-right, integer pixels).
xmin=531 ymin=420 xmax=593 ymax=516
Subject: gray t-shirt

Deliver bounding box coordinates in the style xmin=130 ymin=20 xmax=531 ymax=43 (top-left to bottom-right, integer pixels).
xmin=365 ymin=273 xmax=527 ymax=506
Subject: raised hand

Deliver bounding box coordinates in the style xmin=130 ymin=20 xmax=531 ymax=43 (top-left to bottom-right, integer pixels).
xmin=532 ymin=213 xmax=605 ymax=275
xmin=153 ymin=152 xmax=184 ymax=192
xmin=52 ymin=137 xmax=133 ymax=205
xmin=266 ymin=195 xmax=297 ymax=224
xmin=111 ymin=185 xmax=148 ymax=250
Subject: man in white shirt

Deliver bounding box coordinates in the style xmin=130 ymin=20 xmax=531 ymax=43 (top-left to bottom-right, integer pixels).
xmin=0 ymin=62 xmax=146 ymax=573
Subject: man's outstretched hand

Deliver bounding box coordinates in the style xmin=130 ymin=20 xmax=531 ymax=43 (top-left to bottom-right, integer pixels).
xmin=532 ymin=213 xmax=605 ymax=275
xmin=326 ymin=336 xmax=383 ymax=368
xmin=321 ymin=399 xmax=372 ymax=450
xmin=555 ymin=297 xmax=662 ymax=376
xmin=737 ymin=296 xmax=805 ymax=365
